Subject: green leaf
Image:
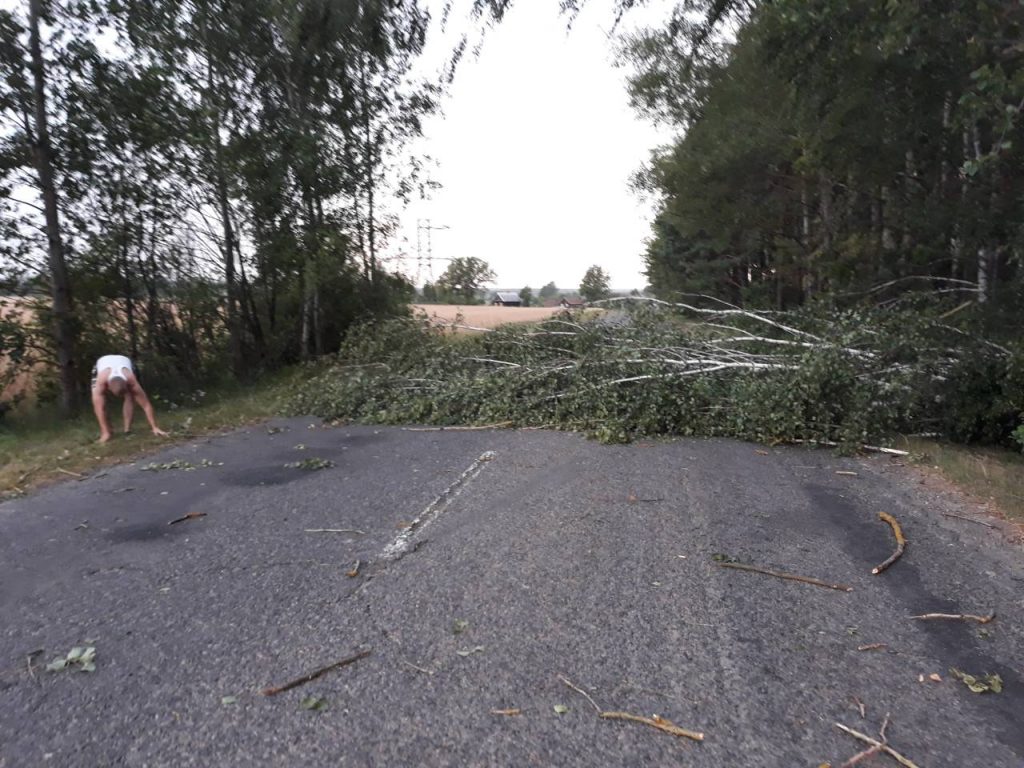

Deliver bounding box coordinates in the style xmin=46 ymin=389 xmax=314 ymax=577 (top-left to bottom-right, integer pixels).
xmin=452 ymin=619 xmax=469 ymax=635
xmin=80 ymin=647 xmax=96 ymax=663
xmin=300 ymin=696 xmax=327 ymax=711
xmin=711 ymin=553 xmax=737 ymax=563
xmin=221 ymin=696 xmax=238 ymax=705
xmin=79 ymin=662 xmax=96 ymax=673
xmin=456 ymin=645 xmax=485 ymax=657
xmin=66 ymin=647 xmax=84 ymax=661
xmin=553 ymin=704 xmax=569 ymax=714
xmin=46 ymin=659 xmax=68 ymax=672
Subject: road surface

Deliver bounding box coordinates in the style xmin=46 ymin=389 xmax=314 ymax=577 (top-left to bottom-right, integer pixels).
xmin=2 ymin=419 xmax=1022 ymax=766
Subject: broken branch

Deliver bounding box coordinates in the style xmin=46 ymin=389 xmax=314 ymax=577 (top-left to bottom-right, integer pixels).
xmin=491 ymin=708 xmax=522 ymax=716
xmin=261 ymin=648 xmax=371 ymax=696
xmin=835 ymin=724 xmax=920 ymax=768
xmin=168 ymin=511 xmax=207 ymax=526
xmin=856 ymin=643 xmax=886 ymax=652
xmin=305 ymin=528 xmax=366 ymax=534
xmin=716 ymin=561 xmax=853 ymax=592
xmin=600 ymin=711 xmax=704 ymax=742
xmin=839 ymin=744 xmax=883 ymax=768
xmin=910 ymin=612 xmax=994 ymax=624
xmin=559 ymin=674 xmax=602 ymax=713
xmin=941 ymin=513 xmax=995 ymax=528
xmin=872 ymin=512 xmax=906 ymax=574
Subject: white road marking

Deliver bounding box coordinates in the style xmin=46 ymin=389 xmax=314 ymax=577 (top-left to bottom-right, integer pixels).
xmin=381 ymin=451 xmax=496 ymax=561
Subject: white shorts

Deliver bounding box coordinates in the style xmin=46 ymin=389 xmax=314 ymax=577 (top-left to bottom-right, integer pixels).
xmin=92 ymin=355 xmax=134 ymax=388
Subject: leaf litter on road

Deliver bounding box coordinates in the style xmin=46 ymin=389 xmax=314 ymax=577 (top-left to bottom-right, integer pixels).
xmin=46 ymin=646 xmax=97 ymax=673
xmin=950 ymin=668 xmax=1003 ymax=694
xmin=456 ymin=646 xmax=485 ymax=657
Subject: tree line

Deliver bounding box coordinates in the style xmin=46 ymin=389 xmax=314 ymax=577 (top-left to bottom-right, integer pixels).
xmin=625 ymin=0 xmax=1023 ymax=317
xmin=1 ymin=0 xmax=438 ymax=415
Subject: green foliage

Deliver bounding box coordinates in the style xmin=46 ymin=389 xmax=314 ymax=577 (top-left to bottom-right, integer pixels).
xmin=1014 ymin=425 xmax=1024 ymax=453
xmin=519 ymin=286 xmax=534 ymax=307
xmin=539 ymin=282 xmax=559 ymax=300
xmin=46 ymin=646 xmax=97 ymax=673
xmin=284 ymin=457 xmax=335 ymax=470
xmin=289 ymin=302 xmax=1018 ymax=449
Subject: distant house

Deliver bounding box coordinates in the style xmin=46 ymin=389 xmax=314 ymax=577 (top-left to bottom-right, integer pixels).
xmin=560 ymin=297 xmax=586 ymax=309
xmin=541 ymin=298 xmax=562 ymax=308
xmin=492 ymin=291 xmax=522 ymax=307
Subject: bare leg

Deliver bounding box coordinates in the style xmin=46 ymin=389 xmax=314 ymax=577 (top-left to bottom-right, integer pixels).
xmin=123 ymin=392 xmax=135 ymax=433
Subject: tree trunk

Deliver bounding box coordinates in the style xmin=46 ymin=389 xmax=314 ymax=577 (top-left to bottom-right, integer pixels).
xmin=27 ymin=0 xmax=78 ymax=416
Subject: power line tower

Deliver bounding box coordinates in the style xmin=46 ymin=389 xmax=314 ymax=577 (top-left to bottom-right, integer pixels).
xmin=415 ymin=219 xmax=450 ymax=284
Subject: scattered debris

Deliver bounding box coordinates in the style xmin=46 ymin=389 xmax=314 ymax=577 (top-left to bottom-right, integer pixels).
xmin=346 ymin=560 xmax=361 ymax=578
xmin=266 ymin=426 xmax=287 ymax=435
xmin=260 ymin=648 xmax=371 ymax=696
xmin=74 ymin=521 xmax=89 ymax=531
xmin=856 ymin=643 xmax=886 ymax=652
xmin=834 ymin=471 xmax=859 ymax=476
xmin=711 ymin=553 xmax=738 ymax=563
xmin=835 ymin=721 xmax=919 ymax=768
xmin=838 ymin=713 xmax=889 ymax=767
xmin=221 ymin=696 xmax=238 ymax=705
xmin=755 ymin=449 xmax=770 ymax=456
xmin=600 ymin=711 xmax=705 ymax=742
xmin=304 ymin=528 xmax=365 ymax=535
xmin=452 ymin=619 xmax=469 ymax=635
xmin=56 ymin=468 xmax=85 ymax=479
xmin=112 ymin=486 xmax=135 ymax=493
xmin=456 ymin=646 xmax=486 ymax=657
xmin=716 ymin=561 xmax=853 ymax=592
xmin=941 ymin=512 xmax=996 ymax=528
xmin=293 ymin=444 xmax=307 ymax=450
xmin=553 ymin=704 xmax=569 ymax=715
xmin=491 ymin=708 xmax=522 ymax=716
xmin=928 ymin=673 xmax=942 ymax=682
xmin=142 ymin=458 xmax=222 ymax=472
xmin=46 ymin=646 xmax=96 ymax=673
xmin=300 ymin=696 xmax=327 ymax=711
xmin=559 ymin=675 xmax=602 ymax=713
xmin=872 ymin=512 xmax=906 ymax=575
xmin=168 ymin=511 xmax=207 ymax=526
xmin=910 ymin=612 xmax=994 ymax=624
xmin=950 ymin=668 xmax=1003 ymax=694
xmin=284 ymin=458 xmax=335 ymax=471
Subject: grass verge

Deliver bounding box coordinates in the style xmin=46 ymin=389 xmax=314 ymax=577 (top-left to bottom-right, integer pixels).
xmin=0 ymin=367 xmax=302 ymax=499
xmin=901 ymin=437 xmax=1024 ymax=522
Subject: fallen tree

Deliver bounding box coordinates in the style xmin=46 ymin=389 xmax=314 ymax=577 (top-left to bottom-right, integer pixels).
xmin=288 ymin=295 xmax=1023 ymax=448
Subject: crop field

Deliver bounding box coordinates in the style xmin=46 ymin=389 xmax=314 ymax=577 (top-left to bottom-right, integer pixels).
xmin=411 ymin=303 xmax=566 ymax=330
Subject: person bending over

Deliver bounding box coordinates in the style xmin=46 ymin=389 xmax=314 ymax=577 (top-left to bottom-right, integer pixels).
xmin=91 ymin=354 xmax=168 ymax=443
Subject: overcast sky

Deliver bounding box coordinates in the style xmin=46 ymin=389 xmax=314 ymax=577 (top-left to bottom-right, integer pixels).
xmin=386 ymin=0 xmax=676 ymax=291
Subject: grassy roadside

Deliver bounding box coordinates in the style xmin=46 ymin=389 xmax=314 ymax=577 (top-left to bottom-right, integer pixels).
xmin=901 ymin=437 xmax=1024 ymax=522
xmin=0 ymin=367 xmax=303 ymax=499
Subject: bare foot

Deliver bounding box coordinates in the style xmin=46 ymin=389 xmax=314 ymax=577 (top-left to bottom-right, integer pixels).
xmin=98 ymin=433 xmax=112 ymax=444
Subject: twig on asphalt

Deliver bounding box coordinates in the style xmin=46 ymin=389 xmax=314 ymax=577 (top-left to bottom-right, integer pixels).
xmin=835 ymin=723 xmax=920 ymax=768
xmin=835 ymin=471 xmax=859 ymax=477
xmin=879 ymin=713 xmax=890 ymax=742
xmin=910 ymin=611 xmax=995 ymax=624
xmin=261 ymin=648 xmax=371 ymax=696
xmin=305 ymin=528 xmax=366 ymax=534
xmin=559 ymin=674 xmax=602 ymax=713
xmin=346 ymin=560 xmax=361 ymax=578
xmin=55 ymin=468 xmax=85 ymax=478
xmin=716 ymin=561 xmax=853 ymax=592
xmin=402 ymin=660 xmax=434 ymax=676
xmin=600 ymin=711 xmax=705 ymax=742
xmin=491 ymin=708 xmax=522 ymax=716
xmin=872 ymin=512 xmax=906 ymax=574
xmin=839 ymin=743 xmax=884 ymax=767
xmin=403 ymin=422 xmax=512 ymax=432
xmin=168 ymin=511 xmax=207 ymax=526
xmin=941 ymin=512 xmax=995 ymax=528
xmin=850 ymin=696 xmax=866 ymax=718
xmin=856 ymin=643 xmax=887 ymax=652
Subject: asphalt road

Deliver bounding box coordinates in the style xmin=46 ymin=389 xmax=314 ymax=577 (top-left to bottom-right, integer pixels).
xmin=2 ymin=419 xmax=1023 ymax=767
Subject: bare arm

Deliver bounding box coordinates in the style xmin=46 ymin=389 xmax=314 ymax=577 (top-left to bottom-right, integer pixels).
xmin=92 ymin=386 xmax=112 ymax=442
xmin=130 ymin=382 xmax=167 ymax=436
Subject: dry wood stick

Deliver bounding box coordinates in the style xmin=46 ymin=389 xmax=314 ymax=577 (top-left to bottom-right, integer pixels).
xmin=856 ymin=643 xmax=886 ymax=652
xmin=403 ymin=422 xmax=512 ymax=432
xmin=56 ymin=467 xmax=84 ymax=478
xmin=305 ymin=528 xmax=366 ymax=534
xmin=600 ymin=711 xmax=704 ymax=742
xmin=261 ymin=648 xmax=371 ymax=696
xmin=168 ymin=511 xmax=207 ymax=525
xmin=839 ymin=744 xmax=883 ymax=768
xmin=941 ymin=512 xmax=995 ymax=528
xmin=835 ymin=723 xmax=920 ymax=768
xmin=491 ymin=708 xmax=522 ymax=716
xmin=872 ymin=512 xmax=906 ymax=574
xmin=716 ymin=561 xmax=853 ymax=592
xmin=559 ymin=675 xmax=601 ymax=713
xmin=910 ymin=611 xmax=994 ymax=624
